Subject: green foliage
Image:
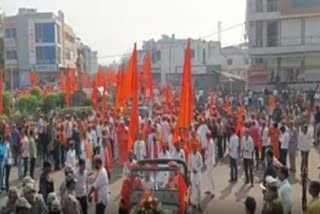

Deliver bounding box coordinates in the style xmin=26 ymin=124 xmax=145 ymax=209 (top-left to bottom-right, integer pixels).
xmin=30 ymin=87 xmax=42 ymax=99
xmin=9 ymin=111 xmax=34 ymax=124
xmin=56 ymin=106 xmax=93 ymax=118
xmin=16 ymin=95 xmax=39 ymax=115
xmin=82 ymin=98 xmax=93 ymax=106
xmin=42 ymin=93 xmax=59 ymax=113
xmin=2 ymin=91 xmax=13 ymax=115
xmin=57 ymin=93 xmax=66 ymax=108
xmin=0 ymin=115 xmax=8 ymax=122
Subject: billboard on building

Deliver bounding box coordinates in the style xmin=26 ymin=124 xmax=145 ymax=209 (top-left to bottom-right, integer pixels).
xmin=28 ymin=20 xmax=36 ymax=65
xmin=246 ymin=64 xmax=267 ymax=86
xmin=281 ymin=0 xmax=320 ymax=15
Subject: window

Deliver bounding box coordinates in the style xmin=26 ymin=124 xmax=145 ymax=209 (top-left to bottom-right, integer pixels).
xmin=57 ymin=47 xmax=61 ymax=64
xmin=36 ymin=46 xmax=56 ymax=64
xmin=267 ymin=21 xmax=278 ymax=47
xmin=65 ymin=33 xmax=75 ymax=43
xmin=35 ymin=23 xmax=55 ymax=43
xmin=267 ymin=0 xmax=279 ymax=12
xmin=5 ymin=28 xmax=16 ymax=39
xmin=227 ymin=58 xmax=233 ymax=65
xmin=244 ymin=58 xmax=249 ymax=64
xmin=202 ymin=49 xmax=206 ymax=64
xmin=65 ymin=49 xmax=71 ymax=60
xmin=256 ymin=21 xmax=263 ymax=47
xmin=191 ymin=49 xmax=195 ymax=59
xmin=56 ymin=24 xmax=61 ymax=44
xmin=5 ymin=50 xmax=17 ymax=60
xmin=152 ymin=51 xmax=161 ymax=63
xmin=255 ymin=58 xmax=263 ymax=64
xmin=256 ymin=0 xmax=263 ymax=13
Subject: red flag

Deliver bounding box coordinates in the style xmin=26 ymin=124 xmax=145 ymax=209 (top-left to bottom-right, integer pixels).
xmin=142 ymin=52 xmax=153 ymax=100
xmin=102 ymin=73 xmax=108 ymax=112
xmin=114 ymin=65 xmax=126 ymax=112
xmin=65 ymin=68 xmax=71 ymax=106
xmin=268 ymin=95 xmax=276 ymax=112
xmin=29 ymin=70 xmax=37 ymax=88
xmin=59 ymin=71 xmax=65 ymax=91
xmin=225 ymin=99 xmax=232 ymax=116
xmin=0 ymin=69 xmax=3 ymax=115
xmin=178 ymin=171 xmax=187 ymax=214
xmin=91 ymin=80 xmax=98 ymax=110
xmin=173 ymin=39 xmax=194 ymax=142
xmin=127 ymin=44 xmax=139 ymax=151
xmin=208 ymin=88 xmax=214 ymax=114
xmin=96 ymin=69 xmax=106 ymax=87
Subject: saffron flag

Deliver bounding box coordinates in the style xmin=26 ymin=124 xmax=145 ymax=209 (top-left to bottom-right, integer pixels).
xmin=91 ymin=80 xmax=98 ymax=110
xmin=102 ymin=73 xmax=108 ymax=112
xmin=65 ymin=68 xmax=71 ymax=106
xmin=178 ymin=171 xmax=187 ymax=214
xmin=268 ymin=95 xmax=276 ymax=112
xmin=29 ymin=70 xmax=37 ymax=88
xmin=127 ymin=43 xmax=140 ymax=151
xmin=225 ymin=100 xmax=232 ymax=116
xmin=208 ymin=88 xmax=214 ymax=114
xmin=173 ymin=39 xmax=194 ymax=142
xmin=96 ymin=69 xmax=106 ymax=87
xmin=165 ymin=80 xmax=173 ymax=104
xmin=0 ymin=69 xmax=3 ymax=115
xmin=115 ymin=65 xmax=125 ymax=111
xmin=142 ymin=52 xmax=153 ymax=101
xmin=59 ymin=71 xmax=65 ymax=91
xmin=71 ymin=70 xmax=78 ymax=92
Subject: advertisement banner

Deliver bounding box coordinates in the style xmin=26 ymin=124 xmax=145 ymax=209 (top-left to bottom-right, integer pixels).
xmin=28 ymin=20 xmax=36 ymax=65
xmin=246 ymin=64 xmax=267 ymax=86
xmin=281 ymin=0 xmax=320 ymax=15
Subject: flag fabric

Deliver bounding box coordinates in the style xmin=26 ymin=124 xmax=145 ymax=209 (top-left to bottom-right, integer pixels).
xmin=59 ymin=71 xmax=65 ymax=91
xmin=65 ymin=68 xmax=72 ymax=106
xmin=106 ymin=68 xmax=117 ymax=85
xmin=91 ymin=80 xmax=98 ymax=110
xmin=102 ymin=73 xmax=108 ymax=112
xmin=208 ymin=88 xmax=214 ymax=114
xmin=0 ymin=69 xmax=3 ymax=115
xmin=127 ymin=44 xmax=140 ymax=151
xmin=96 ymin=69 xmax=106 ymax=87
xmin=71 ymin=70 xmax=78 ymax=92
xmin=225 ymin=99 xmax=232 ymax=116
xmin=268 ymin=95 xmax=276 ymax=112
xmin=114 ymin=65 xmax=127 ymax=113
xmin=81 ymin=71 xmax=89 ymax=88
xmin=164 ymin=80 xmax=173 ymax=104
xmin=173 ymin=39 xmax=194 ymax=142
xmin=142 ymin=52 xmax=153 ymax=101
xmin=178 ymin=171 xmax=187 ymax=214
xmin=29 ymin=70 xmax=37 ymax=88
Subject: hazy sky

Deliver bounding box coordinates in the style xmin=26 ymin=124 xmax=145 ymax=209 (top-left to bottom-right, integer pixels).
xmin=2 ymin=0 xmax=246 ymax=64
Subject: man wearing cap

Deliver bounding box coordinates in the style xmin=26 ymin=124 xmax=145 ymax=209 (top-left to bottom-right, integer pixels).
xmin=205 ymin=130 xmax=215 ymax=199
xmin=23 ymin=183 xmax=47 ymax=214
xmin=171 ymin=141 xmax=186 ymax=163
xmin=197 ymin=119 xmax=208 ymax=163
xmin=261 ymin=176 xmax=284 ymax=214
xmin=89 ymin=155 xmax=109 ymax=214
xmin=298 ymin=124 xmax=312 ymax=173
xmin=287 ymin=121 xmax=298 ymax=172
xmin=307 ymin=181 xmax=320 ymax=214
xmin=188 ymin=141 xmax=203 ymax=211
xmin=65 ymin=140 xmax=77 ymax=169
xmin=15 ymin=197 xmax=32 ymax=214
xmin=39 ymin=161 xmax=54 ymax=202
xmin=133 ymin=132 xmax=146 ymax=161
xmin=0 ymin=186 xmax=19 ymax=214
xmin=61 ymin=177 xmax=82 ymax=214
xmin=59 ymin=166 xmax=74 ymax=199
xmin=50 ymin=199 xmax=62 ymax=214
xmin=244 ymin=196 xmax=256 ymax=214
xmin=142 ymin=165 xmax=155 ymax=190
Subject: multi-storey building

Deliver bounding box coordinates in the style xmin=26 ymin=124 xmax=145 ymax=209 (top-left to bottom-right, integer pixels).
xmin=3 ymin=8 xmax=78 ymax=88
xmin=246 ymin=0 xmax=320 ymax=90
xmin=81 ymin=44 xmax=98 ymax=75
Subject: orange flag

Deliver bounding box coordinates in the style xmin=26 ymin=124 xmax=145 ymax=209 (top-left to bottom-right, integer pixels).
xmin=70 ymin=70 xmax=78 ymax=92
xmin=96 ymin=69 xmax=106 ymax=87
xmin=208 ymin=88 xmax=214 ymax=114
xmin=59 ymin=71 xmax=65 ymax=91
xmin=127 ymin=44 xmax=140 ymax=151
xmin=0 ymin=69 xmax=3 ymax=115
xmin=268 ymin=95 xmax=276 ymax=112
xmin=165 ymin=80 xmax=173 ymax=104
xmin=65 ymin=68 xmax=71 ymax=106
xmin=102 ymin=73 xmax=108 ymax=112
xmin=29 ymin=70 xmax=37 ymax=88
xmin=178 ymin=171 xmax=187 ymax=214
xmin=225 ymin=99 xmax=232 ymax=116
xmin=91 ymin=80 xmax=98 ymax=110
xmin=142 ymin=52 xmax=153 ymax=101
xmin=115 ymin=65 xmax=127 ymax=113
xmin=173 ymin=39 xmax=194 ymax=142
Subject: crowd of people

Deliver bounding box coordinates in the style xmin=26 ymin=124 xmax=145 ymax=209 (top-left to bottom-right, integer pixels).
xmin=0 ymin=88 xmax=319 ymax=214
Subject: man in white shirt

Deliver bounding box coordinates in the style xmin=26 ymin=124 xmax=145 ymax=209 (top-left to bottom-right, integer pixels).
xmin=205 ymin=131 xmax=216 ymax=199
xmin=260 ymin=120 xmax=270 ymax=163
xmin=64 ymin=115 xmax=73 ymax=141
xmin=65 ymin=140 xmax=77 ymax=170
xmin=278 ymin=167 xmax=292 ymax=214
xmin=89 ymin=125 xmax=98 ymax=155
xmin=171 ymin=142 xmax=186 ymax=162
xmin=197 ymin=119 xmax=208 ymax=158
xmin=280 ymin=126 xmax=290 ymax=166
xmin=160 ymin=117 xmax=170 ymax=143
xmin=167 ymin=129 xmax=174 ymax=154
xmin=89 ymin=155 xmax=109 ymax=214
xmin=228 ymin=128 xmax=239 ymax=182
xmin=298 ymin=124 xmax=312 ymax=173
xmin=189 ymin=142 xmax=203 ymax=211
xmin=242 ymin=130 xmax=254 ymax=186
xmin=133 ymin=133 xmax=146 ymax=161
xmin=74 ymin=159 xmax=88 ymax=214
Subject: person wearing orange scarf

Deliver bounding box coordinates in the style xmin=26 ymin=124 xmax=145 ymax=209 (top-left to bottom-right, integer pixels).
xmin=269 ymin=123 xmax=280 ymax=159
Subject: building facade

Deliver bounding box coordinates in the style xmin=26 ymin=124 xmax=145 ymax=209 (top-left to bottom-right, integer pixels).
xmin=246 ymin=0 xmax=320 ymax=90
xmin=81 ymin=44 xmax=98 ymax=74
xmin=3 ymin=8 xmax=78 ymax=88
xmin=142 ymin=35 xmax=222 ymax=85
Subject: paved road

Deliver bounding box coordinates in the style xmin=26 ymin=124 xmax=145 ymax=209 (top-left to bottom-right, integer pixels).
xmin=1 ymin=146 xmax=320 ymax=214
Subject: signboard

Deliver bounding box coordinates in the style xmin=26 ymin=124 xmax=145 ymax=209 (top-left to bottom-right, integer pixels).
xmin=34 ymin=64 xmax=58 ymax=72
xmin=281 ymin=0 xmax=320 ymax=15
xmin=28 ymin=20 xmax=36 ymax=65
xmin=246 ymin=64 xmax=267 ymax=86
xmin=206 ymin=64 xmax=221 ymax=73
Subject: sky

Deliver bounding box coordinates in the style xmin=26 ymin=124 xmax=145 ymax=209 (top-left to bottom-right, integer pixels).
xmin=2 ymin=0 xmax=246 ymax=64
